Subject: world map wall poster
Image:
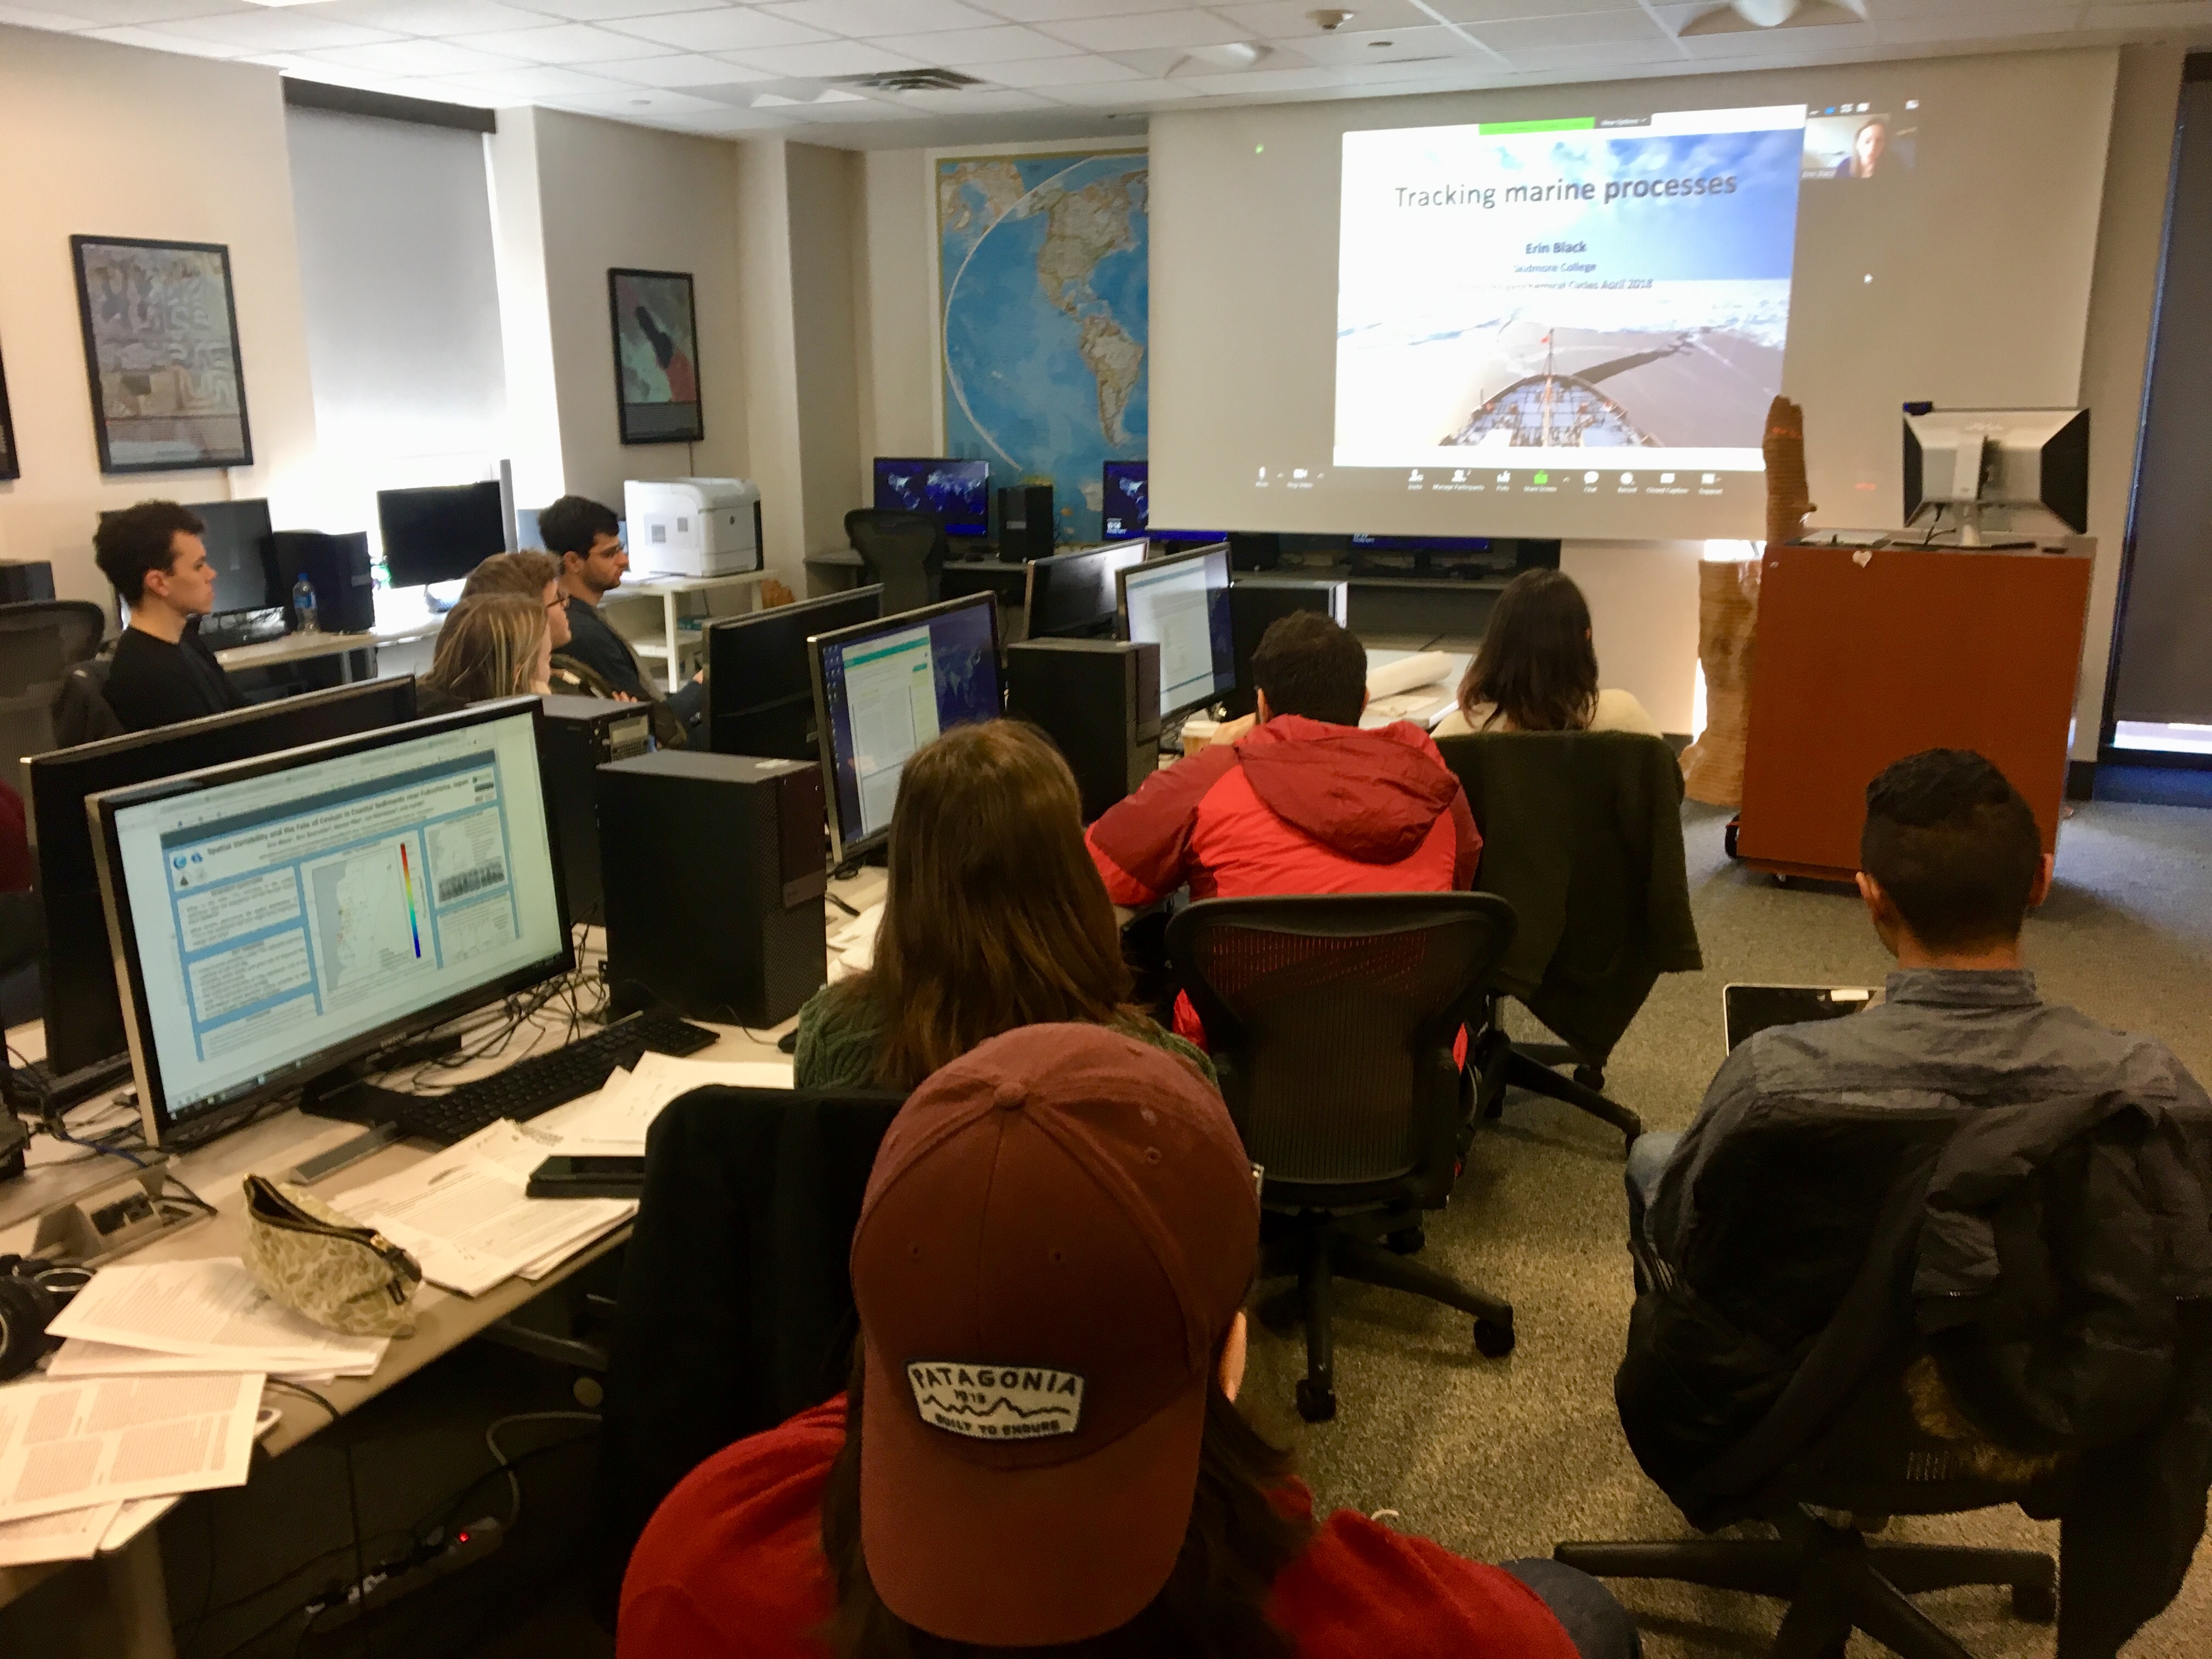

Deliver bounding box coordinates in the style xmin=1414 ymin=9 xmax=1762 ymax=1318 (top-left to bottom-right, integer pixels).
xmin=936 ymin=149 xmax=1147 ymax=546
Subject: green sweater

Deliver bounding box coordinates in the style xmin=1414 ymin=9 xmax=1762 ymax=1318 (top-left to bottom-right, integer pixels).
xmin=792 ymin=980 xmax=1217 ymax=1093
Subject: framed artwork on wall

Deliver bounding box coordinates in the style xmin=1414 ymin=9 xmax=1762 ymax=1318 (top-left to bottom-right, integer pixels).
xmin=0 ymin=342 xmax=17 ymax=482
xmin=609 ymin=268 xmax=704 ymax=445
xmin=71 ymin=235 xmax=253 ymax=475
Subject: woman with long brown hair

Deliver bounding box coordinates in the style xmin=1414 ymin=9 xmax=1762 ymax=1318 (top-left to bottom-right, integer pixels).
xmin=1434 ymin=569 xmax=1660 ymax=738
xmin=416 ymin=592 xmax=551 ymax=716
xmin=793 ymin=719 xmax=1209 ymax=1090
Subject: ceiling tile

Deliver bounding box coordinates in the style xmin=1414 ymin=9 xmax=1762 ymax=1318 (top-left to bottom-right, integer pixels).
xmin=716 ymin=36 xmax=922 ymax=72
xmin=431 ymin=61 xmax=630 ymax=92
xmin=878 ymin=83 xmax=1052 ymax=111
xmin=972 ymin=0 xmax=1196 ymax=20
xmin=1040 ymin=8 xmax=1250 ymax=50
xmin=876 ymin=21 xmax=1081 ymax=62
xmin=144 ymin=10 xmax=399 ymax=48
xmin=1038 ymin=74 xmax=1199 ymax=102
xmin=1867 ymin=3 xmax=2082 ymax=43
xmin=591 ymin=49 xmax=772 ymax=81
xmin=1165 ymin=61 xmax=1355 ymax=92
xmin=973 ymin=50 xmax=1143 ymax=83
xmin=298 ymin=36 xmax=526 ymax=71
xmin=1290 ymin=21 xmax=1490 ymax=63
xmin=495 ymin=0 xmax=725 ymax=17
xmin=312 ymin=0 xmax=550 ymax=35
xmin=81 ymin=21 xmax=252 ymax=54
xmin=12 ymin=0 xmax=255 ymax=25
xmin=601 ymin=6 xmax=833 ymax=50
xmin=756 ymin=0 xmax=998 ymax=33
xmin=1427 ymin=0 xmax=1651 ymax=19
xmin=447 ymin=20 xmax=668 ymax=59
xmin=1467 ymin=8 xmax=1669 ymax=48
xmin=1211 ymin=0 xmax=1433 ymax=35
xmin=1492 ymin=37 xmax=1694 ymax=72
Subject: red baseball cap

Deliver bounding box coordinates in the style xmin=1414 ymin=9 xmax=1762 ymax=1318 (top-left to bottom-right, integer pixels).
xmin=849 ymin=1023 xmax=1260 ymax=1646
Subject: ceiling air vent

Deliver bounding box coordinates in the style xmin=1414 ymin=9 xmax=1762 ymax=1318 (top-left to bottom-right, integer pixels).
xmin=828 ymin=67 xmax=985 ymax=93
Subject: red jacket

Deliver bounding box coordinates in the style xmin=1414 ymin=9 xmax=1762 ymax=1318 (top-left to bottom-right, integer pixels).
xmin=619 ymin=1396 xmax=1576 ymax=1659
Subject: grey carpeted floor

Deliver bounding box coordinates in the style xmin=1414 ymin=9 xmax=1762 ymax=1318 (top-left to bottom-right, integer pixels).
xmin=1239 ymin=797 xmax=2212 ymax=1659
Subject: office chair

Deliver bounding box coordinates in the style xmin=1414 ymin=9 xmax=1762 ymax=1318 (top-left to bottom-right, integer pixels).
xmin=1436 ymin=730 xmax=1702 ymax=1154
xmin=0 ymin=602 xmax=108 ymax=791
xmin=844 ymin=509 xmax=946 ymax=614
xmin=1167 ymin=892 xmax=1519 ymax=1423
xmin=1561 ymin=1102 xmax=2076 ymax=1659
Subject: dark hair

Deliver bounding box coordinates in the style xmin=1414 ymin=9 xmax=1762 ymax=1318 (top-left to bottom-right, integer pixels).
xmin=1861 ymin=749 xmax=2041 ymax=950
xmin=820 ymin=1343 xmax=1308 ymax=1659
xmin=461 ymin=550 xmax=562 ymax=602
xmin=843 ymin=721 xmax=1138 ymax=1092
xmin=1250 ymin=611 xmax=1366 ymax=726
xmin=94 ymin=501 xmax=205 ymax=606
xmin=538 ymin=495 xmax=620 ymax=560
xmin=1457 ymin=569 xmax=1598 ymax=732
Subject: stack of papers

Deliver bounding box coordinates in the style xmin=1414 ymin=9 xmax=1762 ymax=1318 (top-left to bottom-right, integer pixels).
xmin=827 ymin=903 xmax=884 ymax=976
xmin=540 ymin=1053 xmax=793 ymax=1156
xmin=45 ymin=1259 xmax=388 ymax=1383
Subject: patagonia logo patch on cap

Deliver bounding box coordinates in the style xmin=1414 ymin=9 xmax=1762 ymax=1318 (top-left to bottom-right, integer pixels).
xmin=907 ymin=1361 xmax=1085 ymax=1441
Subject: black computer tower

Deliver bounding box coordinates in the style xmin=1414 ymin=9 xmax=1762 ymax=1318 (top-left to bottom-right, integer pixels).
xmin=266 ymin=531 xmax=376 ymax=633
xmin=1004 ymin=639 xmax=1160 ymax=823
xmin=1224 ymin=579 xmax=1350 ymax=718
xmin=538 ymin=696 xmax=654 ymax=925
xmin=599 ymin=751 xmax=827 ymax=1026
xmin=0 ymin=561 xmax=55 ymax=604
xmin=996 ymin=484 xmax=1054 ymax=564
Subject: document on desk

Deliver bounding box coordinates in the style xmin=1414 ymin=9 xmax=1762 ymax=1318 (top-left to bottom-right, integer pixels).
xmin=540 ymin=1052 xmax=793 ymax=1156
xmin=0 ymin=1372 xmax=263 ymax=1523
xmin=44 ymin=1339 xmax=363 ymax=1384
xmin=46 ymin=1260 xmax=388 ymax=1375
xmin=342 ymin=1121 xmax=634 ymax=1297
xmin=0 ymin=1499 xmax=124 ymax=1566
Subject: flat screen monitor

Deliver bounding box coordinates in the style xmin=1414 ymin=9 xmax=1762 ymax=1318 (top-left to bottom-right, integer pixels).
xmin=378 ymin=482 xmax=508 ymax=587
xmin=809 ymin=594 xmax=1003 ymax=861
xmin=1103 ymin=461 xmax=1148 ymax=539
xmin=872 ymin=458 xmax=991 ymax=539
xmin=90 ymin=699 xmax=570 ymax=1145
xmin=707 ymin=584 xmax=884 ymax=761
xmin=29 ymin=678 xmax=422 ymax=1077
xmin=1117 ymin=543 xmax=1235 ymax=720
xmin=1025 ymin=544 xmax=1148 ymax=641
xmin=193 ymin=499 xmax=276 ymax=616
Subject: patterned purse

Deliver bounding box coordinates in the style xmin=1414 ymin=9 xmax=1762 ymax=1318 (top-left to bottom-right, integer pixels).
xmin=240 ymin=1175 xmax=422 ymax=1338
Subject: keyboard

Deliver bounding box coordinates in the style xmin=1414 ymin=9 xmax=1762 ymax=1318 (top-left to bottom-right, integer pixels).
xmin=382 ymin=1010 xmax=717 ymax=1147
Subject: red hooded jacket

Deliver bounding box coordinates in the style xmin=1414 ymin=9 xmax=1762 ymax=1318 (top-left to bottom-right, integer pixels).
xmin=1086 ymin=715 xmax=1481 ymax=1043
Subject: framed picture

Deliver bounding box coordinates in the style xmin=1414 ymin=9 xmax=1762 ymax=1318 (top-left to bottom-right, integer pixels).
xmin=609 ymin=268 xmax=704 ymax=445
xmin=0 ymin=342 xmax=17 ymax=482
xmin=71 ymin=235 xmax=253 ymax=475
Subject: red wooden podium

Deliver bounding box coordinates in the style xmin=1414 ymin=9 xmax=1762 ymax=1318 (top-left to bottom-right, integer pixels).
xmin=1735 ymin=542 xmax=2094 ymax=881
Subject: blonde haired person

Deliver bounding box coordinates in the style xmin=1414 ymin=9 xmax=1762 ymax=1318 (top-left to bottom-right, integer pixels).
xmin=417 ymin=592 xmax=551 ymax=716
xmin=462 ymin=550 xmax=571 ymax=655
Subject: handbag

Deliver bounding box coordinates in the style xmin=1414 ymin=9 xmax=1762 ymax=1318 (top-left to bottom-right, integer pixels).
xmin=241 ymin=1175 xmax=422 ymax=1338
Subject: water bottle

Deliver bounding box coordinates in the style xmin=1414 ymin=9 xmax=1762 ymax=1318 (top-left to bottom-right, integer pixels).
xmin=291 ymin=574 xmax=320 ymax=634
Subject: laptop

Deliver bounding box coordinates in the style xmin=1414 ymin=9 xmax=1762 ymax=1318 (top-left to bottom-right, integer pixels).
xmin=1721 ymin=983 xmax=1882 ymax=1054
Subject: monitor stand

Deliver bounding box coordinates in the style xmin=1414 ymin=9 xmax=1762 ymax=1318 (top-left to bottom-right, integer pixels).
xmin=298 ymin=1029 xmax=465 ymax=1126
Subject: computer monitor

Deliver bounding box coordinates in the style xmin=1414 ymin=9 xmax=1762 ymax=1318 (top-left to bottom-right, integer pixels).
xmin=1025 ymin=544 xmax=1148 ymax=641
xmin=1116 ymin=543 xmax=1235 ymax=721
xmin=89 ymin=699 xmax=570 ymax=1146
xmin=193 ymin=499 xmax=276 ymax=616
xmin=29 ymin=679 xmax=422 ymax=1079
xmin=872 ymin=458 xmax=991 ymax=539
xmin=707 ymin=585 xmax=885 ymax=760
xmin=1103 ymin=461 xmax=1147 ymax=540
xmin=1902 ymin=407 xmax=2089 ymax=537
xmin=809 ymin=593 xmax=1003 ymax=861
xmin=377 ymin=481 xmax=509 ymax=587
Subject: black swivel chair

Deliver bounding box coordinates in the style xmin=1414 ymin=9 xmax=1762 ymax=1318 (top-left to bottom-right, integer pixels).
xmin=1167 ymin=892 xmax=1520 ymax=1424
xmin=0 ymin=601 xmax=109 ymax=791
xmin=844 ymin=509 xmax=947 ymax=615
xmin=1560 ymin=1103 xmax=2067 ymax=1659
xmin=1437 ymin=730 xmax=1702 ymax=1154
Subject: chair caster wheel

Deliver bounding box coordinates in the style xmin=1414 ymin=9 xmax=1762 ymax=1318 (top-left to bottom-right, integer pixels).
xmin=2012 ymin=1579 xmax=2057 ymax=1623
xmin=1385 ymin=1226 xmax=1425 ymax=1255
xmin=1294 ymin=1379 xmax=1336 ymax=1423
xmin=1573 ymin=1064 xmax=1605 ymax=1092
xmin=1474 ymin=1317 xmax=1515 ymax=1358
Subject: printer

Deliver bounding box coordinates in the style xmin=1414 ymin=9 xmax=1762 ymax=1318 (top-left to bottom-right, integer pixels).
xmin=623 ymin=478 xmax=764 ymax=578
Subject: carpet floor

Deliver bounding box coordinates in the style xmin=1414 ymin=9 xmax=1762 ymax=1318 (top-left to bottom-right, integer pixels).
xmin=1238 ymin=797 xmax=2212 ymax=1659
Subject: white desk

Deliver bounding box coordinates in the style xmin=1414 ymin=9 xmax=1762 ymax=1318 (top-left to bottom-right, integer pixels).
xmin=212 ymin=620 xmax=441 ymax=675
xmin=0 ymin=867 xmax=884 ymax=1651
xmin=599 ymin=571 xmax=771 ymax=695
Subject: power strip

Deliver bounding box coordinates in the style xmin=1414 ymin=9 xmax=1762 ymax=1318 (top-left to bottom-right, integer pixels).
xmin=304 ymin=1516 xmax=505 ymax=1633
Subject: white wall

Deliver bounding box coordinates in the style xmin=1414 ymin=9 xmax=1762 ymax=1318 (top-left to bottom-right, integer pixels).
xmin=788 ymin=143 xmax=865 ymax=562
xmin=0 ymin=27 xmax=319 ymax=609
xmin=735 ymin=138 xmax=806 ymax=588
xmin=857 ymin=148 xmax=938 ymax=474
xmin=1561 ymin=540 xmax=1704 ymax=734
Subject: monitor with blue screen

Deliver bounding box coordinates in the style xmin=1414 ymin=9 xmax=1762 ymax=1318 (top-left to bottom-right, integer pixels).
xmin=1116 ymin=543 xmax=1235 ymax=720
xmin=809 ymin=594 xmax=1003 ymax=860
xmin=873 ymin=457 xmax=991 ymax=539
xmin=1103 ymin=461 xmax=1147 ymax=539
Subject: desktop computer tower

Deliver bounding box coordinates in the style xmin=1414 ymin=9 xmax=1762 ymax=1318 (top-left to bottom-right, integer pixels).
xmin=266 ymin=531 xmax=376 ymax=633
xmin=1004 ymin=639 xmax=1160 ymax=823
xmin=538 ymin=696 xmax=654 ymax=925
xmin=996 ymin=485 xmax=1054 ymax=564
xmin=599 ymin=750 xmax=827 ymax=1026
xmin=1225 ymin=579 xmax=1350 ymax=718
xmin=0 ymin=561 xmax=55 ymax=604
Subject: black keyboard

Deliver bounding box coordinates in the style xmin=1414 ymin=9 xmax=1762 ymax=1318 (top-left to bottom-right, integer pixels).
xmin=385 ymin=1010 xmax=716 ymax=1147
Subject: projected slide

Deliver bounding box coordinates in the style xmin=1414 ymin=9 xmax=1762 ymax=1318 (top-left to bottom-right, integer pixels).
xmin=1335 ymin=105 xmax=1805 ymax=478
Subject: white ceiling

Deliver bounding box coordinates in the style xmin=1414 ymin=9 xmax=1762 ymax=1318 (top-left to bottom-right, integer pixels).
xmin=7 ymin=0 xmax=2210 ymax=147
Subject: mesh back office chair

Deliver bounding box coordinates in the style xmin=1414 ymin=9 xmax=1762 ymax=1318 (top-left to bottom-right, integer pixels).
xmin=844 ymin=509 xmax=946 ymax=615
xmin=1168 ymin=892 xmax=1519 ymax=1423
xmin=0 ymin=602 xmax=107 ymax=794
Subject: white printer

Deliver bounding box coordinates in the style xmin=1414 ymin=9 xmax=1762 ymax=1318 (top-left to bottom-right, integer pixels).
xmin=623 ymin=478 xmax=763 ymax=578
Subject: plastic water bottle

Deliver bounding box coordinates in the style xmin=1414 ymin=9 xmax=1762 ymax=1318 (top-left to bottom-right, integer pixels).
xmin=291 ymin=574 xmax=320 ymax=634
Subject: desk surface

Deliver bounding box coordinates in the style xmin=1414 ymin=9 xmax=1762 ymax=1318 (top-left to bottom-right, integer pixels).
xmin=213 ymin=620 xmax=439 ymax=671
